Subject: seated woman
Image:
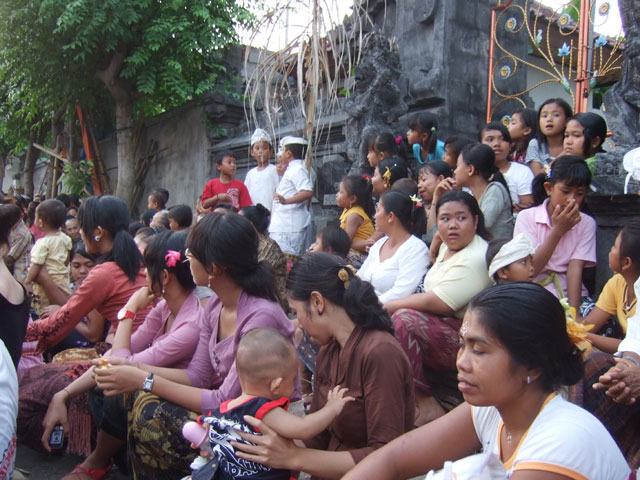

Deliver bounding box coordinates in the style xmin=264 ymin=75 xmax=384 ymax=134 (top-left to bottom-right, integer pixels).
xmin=37 ymin=241 xmax=105 ymax=358
xmin=231 ymin=252 xmax=415 ymax=478
xmin=24 ymin=196 xmax=151 ymax=352
xmin=86 ymin=212 xmax=297 ymax=479
xmin=41 ymin=230 xmax=202 ymax=479
xmin=384 ymin=191 xmax=492 ymax=425
xmin=358 ymin=191 xmax=429 ymax=304
xmin=344 ymin=283 xmax=631 ymax=480
xmin=18 ymin=196 xmax=151 ymax=455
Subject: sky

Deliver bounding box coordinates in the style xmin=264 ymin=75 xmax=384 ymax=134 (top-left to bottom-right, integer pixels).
xmin=240 ymin=0 xmax=624 ymax=50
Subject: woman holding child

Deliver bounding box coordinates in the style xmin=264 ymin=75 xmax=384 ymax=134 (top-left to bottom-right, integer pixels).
xmin=231 ymin=252 xmax=415 ymax=479
xmin=385 ymin=190 xmax=492 ymax=425
xmin=88 ymin=212 xmax=297 ymax=479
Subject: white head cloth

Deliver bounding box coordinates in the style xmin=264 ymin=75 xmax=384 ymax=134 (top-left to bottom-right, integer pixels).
xmin=488 ymin=233 xmax=536 ymax=279
xmin=276 ymin=136 xmax=307 ymax=157
xmin=251 ymin=128 xmax=271 ymax=147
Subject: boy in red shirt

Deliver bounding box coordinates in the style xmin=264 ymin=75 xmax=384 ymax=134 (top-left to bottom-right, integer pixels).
xmin=201 ymin=150 xmax=252 ymax=211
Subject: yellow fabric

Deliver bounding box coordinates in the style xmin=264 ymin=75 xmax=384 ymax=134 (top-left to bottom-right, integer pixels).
xmin=595 ymin=274 xmax=636 ymax=332
xmin=339 ymin=205 xmax=374 ymax=244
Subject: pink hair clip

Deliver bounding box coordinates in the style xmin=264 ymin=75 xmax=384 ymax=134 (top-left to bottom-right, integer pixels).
xmin=165 ymin=250 xmax=181 ymax=268
xmin=395 ymin=135 xmax=403 ymax=145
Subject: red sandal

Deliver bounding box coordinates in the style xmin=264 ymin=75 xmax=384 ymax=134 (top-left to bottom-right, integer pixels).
xmin=61 ymin=464 xmax=111 ymax=480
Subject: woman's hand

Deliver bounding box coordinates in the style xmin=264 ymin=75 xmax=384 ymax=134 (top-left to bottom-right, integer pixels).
xmin=125 ymin=286 xmax=157 ymax=313
xmin=383 ymin=299 xmax=400 ymax=315
xmin=94 ymin=365 xmax=146 ymax=396
xmin=433 ymin=178 xmax=457 ymax=204
xmin=41 ymin=390 xmax=70 ymax=452
xmin=593 ymin=358 xmax=640 ymax=405
xmin=91 ymin=356 xmax=134 ymax=367
xmin=232 ymin=415 xmax=298 ymax=470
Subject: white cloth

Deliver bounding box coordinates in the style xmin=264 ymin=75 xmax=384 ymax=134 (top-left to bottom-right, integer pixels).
xmin=472 ymin=394 xmax=630 ymax=480
xmin=617 ymin=276 xmax=640 ymax=356
xmin=245 ymin=164 xmax=279 ymax=211
xmin=276 ymin=136 xmax=307 ymax=157
xmin=357 ymin=235 xmax=428 ymax=304
xmin=269 ymin=159 xmax=312 ymax=234
xmin=488 ymin=233 xmax=535 ymax=279
xmin=0 ymin=339 xmax=18 ymax=479
xmin=251 ymin=128 xmax=271 ymax=146
xmin=502 ymin=161 xmax=534 ymax=204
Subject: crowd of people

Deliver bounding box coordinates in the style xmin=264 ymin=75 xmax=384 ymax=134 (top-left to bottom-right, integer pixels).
xmin=0 ymin=98 xmax=638 ymax=480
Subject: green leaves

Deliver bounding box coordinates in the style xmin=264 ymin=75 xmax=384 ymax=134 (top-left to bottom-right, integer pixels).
xmin=0 ymin=0 xmax=251 ymax=130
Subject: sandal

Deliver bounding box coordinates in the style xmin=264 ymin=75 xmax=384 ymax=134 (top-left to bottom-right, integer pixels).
xmin=61 ymin=464 xmax=111 ymax=480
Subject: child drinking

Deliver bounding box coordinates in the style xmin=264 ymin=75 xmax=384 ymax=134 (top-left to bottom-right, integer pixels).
xmin=308 ymin=225 xmax=350 ymax=259
xmin=562 ymin=112 xmax=607 ymax=174
xmin=515 ymin=155 xmax=596 ymax=315
xmin=582 ymin=221 xmax=640 ymax=353
xmin=23 ymin=199 xmax=72 ymax=315
xmin=525 ymin=98 xmax=573 ymax=176
xmin=486 ymin=233 xmax=536 ymax=283
xmin=269 ymin=137 xmax=313 ymax=255
xmin=407 ymin=112 xmax=445 ymax=164
xmin=201 ymin=150 xmax=252 ymax=211
xmin=418 ymin=160 xmax=452 ymax=245
xmin=508 ymin=108 xmax=537 ymax=164
xmin=366 ymin=132 xmax=404 ymax=168
xmin=245 ymin=128 xmax=280 ymax=210
xmin=336 ymin=175 xmax=375 ymax=267
xmin=188 ymin=327 xmax=353 ymax=480
xmin=480 ymin=122 xmax=534 ymax=211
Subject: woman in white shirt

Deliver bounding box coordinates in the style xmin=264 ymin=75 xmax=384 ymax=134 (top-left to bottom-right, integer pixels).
xmin=344 ymin=283 xmax=630 ymax=480
xmin=357 ymin=191 xmax=428 ymax=304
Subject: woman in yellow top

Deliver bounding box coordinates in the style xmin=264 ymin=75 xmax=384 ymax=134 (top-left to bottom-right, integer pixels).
xmin=336 ymin=175 xmax=375 ymax=268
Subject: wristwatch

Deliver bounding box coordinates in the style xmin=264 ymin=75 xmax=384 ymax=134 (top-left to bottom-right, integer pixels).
xmin=613 ymin=351 xmax=640 ymax=367
xmin=117 ymin=308 xmax=136 ymax=321
xmin=143 ymin=372 xmax=154 ymax=392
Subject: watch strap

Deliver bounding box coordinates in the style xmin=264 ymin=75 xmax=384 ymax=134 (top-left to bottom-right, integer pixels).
xmin=143 ymin=372 xmax=154 ymax=392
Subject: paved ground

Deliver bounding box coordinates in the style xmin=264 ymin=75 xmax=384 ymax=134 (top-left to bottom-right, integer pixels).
xmin=15 ymin=443 xmax=129 ymax=480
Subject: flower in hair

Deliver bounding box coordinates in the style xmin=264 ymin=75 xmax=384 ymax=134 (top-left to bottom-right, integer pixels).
xmin=395 ymin=135 xmax=403 ymax=145
xmin=430 ymin=126 xmax=436 ymax=133
xmin=338 ymin=268 xmax=351 ymax=290
xmin=362 ymin=174 xmax=371 ymax=183
xmin=559 ymin=298 xmax=593 ymax=357
xmin=409 ymin=194 xmax=423 ymax=208
xmin=165 ymin=250 xmax=181 ymax=268
xmin=383 ymin=166 xmax=392 ymax=183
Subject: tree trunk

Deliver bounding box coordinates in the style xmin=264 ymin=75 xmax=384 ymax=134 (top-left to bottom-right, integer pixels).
xmin=0 ymin=154 xmax=6 ymax=193
xmin=114 ymin=98 xmax=136 ymax=207
xmin=96 ymin=47 xmax=136 ymax=209
xmin=23 ymin=129 xmax=39 ymax=198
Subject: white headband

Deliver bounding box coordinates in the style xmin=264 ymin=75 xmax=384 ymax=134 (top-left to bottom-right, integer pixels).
xmin=251 ymin=128 xmax=271 ymax=146
xmin=488 ymin=233 xmax=536 ymax=279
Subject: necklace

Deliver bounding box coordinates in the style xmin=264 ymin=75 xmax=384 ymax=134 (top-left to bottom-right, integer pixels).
xmin=506 ymin=430 xmax=513 ymax=444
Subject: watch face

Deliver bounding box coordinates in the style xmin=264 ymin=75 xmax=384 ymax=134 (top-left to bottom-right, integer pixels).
xmin=117 ymin=308 xmax=126 ymax=320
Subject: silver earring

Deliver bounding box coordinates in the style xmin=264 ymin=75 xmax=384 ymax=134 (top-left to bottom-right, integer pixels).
xmin=94 ymin=236 xmax=100 ymax=242
xmin=526 ymin=375 xmax=532 ymax=384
